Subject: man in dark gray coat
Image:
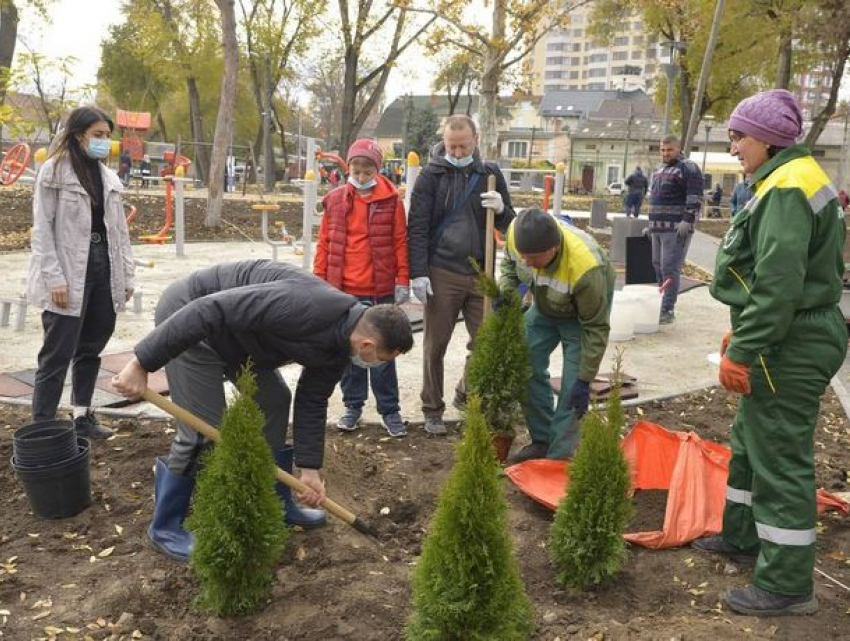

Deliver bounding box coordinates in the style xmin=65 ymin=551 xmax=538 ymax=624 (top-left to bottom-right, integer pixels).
xmin=112 ymin=259 xmax=413 ymax=561
xmin=406 ymin=114 xmax=514 ymax=435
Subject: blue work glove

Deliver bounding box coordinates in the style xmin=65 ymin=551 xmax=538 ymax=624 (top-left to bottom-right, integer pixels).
xmin=567 ymin=379 xmax=591 ymax=418
xmin=411 ymin=276 xmax=432 ymax=304
xmin=394 ymin=285 xmax=409 ymax=305
xmin=676 ymin=220 xmax=694 ymax=238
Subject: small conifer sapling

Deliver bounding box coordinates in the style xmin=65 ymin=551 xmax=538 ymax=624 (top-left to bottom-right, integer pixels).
xmin=186 ymin=365 xmax=288 ymax=616
xmin=407 ymin=395 xmax=533 ymax=640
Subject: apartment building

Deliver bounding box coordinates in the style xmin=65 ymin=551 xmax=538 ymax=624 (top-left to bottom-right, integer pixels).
xmin=528 ymin=2 xmax=660 ymax=95
xmin=795 ymin=67 xmax=834 ymax=120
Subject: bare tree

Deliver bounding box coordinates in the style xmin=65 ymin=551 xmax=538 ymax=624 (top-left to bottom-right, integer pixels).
xmin=205 ymin=0 xmax=239 ymax=226
xmin=337 ymin=0 xmax=436 ymax=152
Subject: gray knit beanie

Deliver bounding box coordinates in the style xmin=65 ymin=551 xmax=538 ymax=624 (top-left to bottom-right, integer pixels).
xmin=514 ymin=209 xmax=561 ymax=253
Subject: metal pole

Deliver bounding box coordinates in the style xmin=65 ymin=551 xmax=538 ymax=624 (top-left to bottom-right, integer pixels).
xmin=622 ymin=104 xmax=633 ymax=179
xmin=263 ymin=55 xmax=275 ymax=192
xmin=683 ymin=0 xmax=726 ymax=153
xmin=302 ymin=138 xmax=317 ymax=270
xmin=174 ymin=178 xmax=185 ymax=257
xmin=702 ymin=124 xmax=712 ymax=178
xmin=662 ymin=41 xmax=679 ymax=136
xmin=527 ymin=126 xmax=536 ymax=167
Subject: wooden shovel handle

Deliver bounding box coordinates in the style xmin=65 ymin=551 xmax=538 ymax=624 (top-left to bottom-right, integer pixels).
xmin=483 ymin=174 xmax=497 ymax=317
xmin=141 ymin=389 xmax=375 ymax=536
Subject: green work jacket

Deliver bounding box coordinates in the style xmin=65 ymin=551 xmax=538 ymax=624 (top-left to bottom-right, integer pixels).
xmin=710 ymin=145 xmax=845 ymax=366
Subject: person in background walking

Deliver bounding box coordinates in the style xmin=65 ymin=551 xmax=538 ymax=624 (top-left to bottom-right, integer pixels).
xmin=838 ymin=188 xmax=849 ymax=212
xmin=710 ymin=183 xmax=724 ymax=218
xmin=314 ymin=139 xmax=410 ymax=437
xmin=693 ymin=89 xmax=846 ymax=617
xmin=646 ymin=135 xmax=704 ymax=324
xmin=624 ymin=166 xmax=648 ymax=217
xmin=27 ymin=105 xmax=135 ymax=439
xmin=730 ymin=179 xmax=752 ymax=216
xmin=407 ymin=114 xmax=515 ymax=435
xmin=118 ymin=149 xmax=132 ymax=187
xmin=140 ymin=154 xmax=152 ymax=188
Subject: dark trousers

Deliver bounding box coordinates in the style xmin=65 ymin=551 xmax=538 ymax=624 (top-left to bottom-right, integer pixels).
xmin=156 ymin=282 xmax=291 ymax=476
xmin=625 ymin=193 xmax=644 ymax=217
xmin=340 ymin=294 xmax=400 ymax=416
xmin=32 ymin=242 xmax=116 ymax=422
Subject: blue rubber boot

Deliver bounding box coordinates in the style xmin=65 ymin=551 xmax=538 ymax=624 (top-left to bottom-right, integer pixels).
xmin=273 ymin=446 xmax=327 ymax=529
xmin=147 ymin=457 xmax=195 ymax=561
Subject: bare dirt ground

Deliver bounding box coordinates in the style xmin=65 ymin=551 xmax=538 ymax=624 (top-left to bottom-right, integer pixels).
xmin=2 ymin=386 xmax=849 ymax=641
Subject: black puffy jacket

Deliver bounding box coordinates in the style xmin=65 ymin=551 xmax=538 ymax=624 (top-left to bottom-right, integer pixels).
xmin=135 ymin=260 xmax=363 ymax=468
xmin=407 ymin=142 xmax=514 ymax=278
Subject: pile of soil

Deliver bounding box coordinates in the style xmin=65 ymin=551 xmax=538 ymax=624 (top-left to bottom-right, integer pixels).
xmin=1 ymin=386 xmax=848 ymax=639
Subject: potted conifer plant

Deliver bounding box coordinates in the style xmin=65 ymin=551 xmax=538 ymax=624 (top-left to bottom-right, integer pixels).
xmin=468 ymin=269 xmax=531 ymax=462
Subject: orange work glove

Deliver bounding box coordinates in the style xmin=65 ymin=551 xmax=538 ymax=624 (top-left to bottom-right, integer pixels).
xmin=720 ymin=331 xmax=732 ymax=356
xmin=719 ymin=354 xmax=751 ymax=395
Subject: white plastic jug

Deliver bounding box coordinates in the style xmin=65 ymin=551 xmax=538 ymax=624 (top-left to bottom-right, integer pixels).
xmin=609 ymin=291 xmax=639 ymax=342
xmin=623 ymin=284 xmax=662 ymax=334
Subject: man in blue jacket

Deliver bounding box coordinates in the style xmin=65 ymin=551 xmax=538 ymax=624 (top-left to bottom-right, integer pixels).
xmin=112 ymin=260 xmax=413 ymax=561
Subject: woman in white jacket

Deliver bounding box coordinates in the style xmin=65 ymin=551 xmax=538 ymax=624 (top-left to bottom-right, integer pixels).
xmin=27 ymin=106 xmax=135 ymax=438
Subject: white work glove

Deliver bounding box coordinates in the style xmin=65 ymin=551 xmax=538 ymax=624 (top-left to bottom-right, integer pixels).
xmin=411 ymin=276 xmax=433 ymax=304
xmin=676 ymin=220 xmax=694 ymax=238
xmin=481 ymin=190 xmax=505 ymax=214
xmin=394 ymin=285 xmax=409 ymax=305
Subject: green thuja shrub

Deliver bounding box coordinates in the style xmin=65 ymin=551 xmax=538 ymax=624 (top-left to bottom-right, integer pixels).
xmin=467 ymin=268 xmax=531 ymax=436
xmin=407 ymin=395 xmax=532 ymax=640
xmin=549 ymin=376 xmax=633 ymax=590
xmin=186 ymin=365 xmax=288 ymax=616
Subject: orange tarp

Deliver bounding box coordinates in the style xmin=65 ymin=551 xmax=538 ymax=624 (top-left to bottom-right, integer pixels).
xmin=505 ymin=421 xmax=848 ymax=549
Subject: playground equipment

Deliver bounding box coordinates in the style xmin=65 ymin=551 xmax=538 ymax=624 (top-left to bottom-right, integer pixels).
xmin=116 ymin=110 xmax=151 ymax=163
xmin=403 ymin=151 xmax=421 ymax=218
xmin=0 ymin=143 xmax=32 ymax=186
xmin=253 ymin=202 xmax=291 ymax=262
xmin=137 ymin=155 xmax=192 ymax=245
xmin=541 ymin=162 xmax=566 ymax=218
xmin=314 ymin=148 xmax=347 ymax=174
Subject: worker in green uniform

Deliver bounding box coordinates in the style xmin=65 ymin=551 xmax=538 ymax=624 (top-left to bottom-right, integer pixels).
xmin=500 ymin=208 xmax=615 ymax=463
xmin=692 ymin=89 xmax=847 ymax=616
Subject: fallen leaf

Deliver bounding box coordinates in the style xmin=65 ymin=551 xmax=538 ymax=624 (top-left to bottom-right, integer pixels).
xmin=98 ymin=546 xmax=115 ymax=558
xmin=295 ymin=546 xmax=306 ymax=561
xmin=32 ymin=610 xmax=51 ymax=621
xmin=114 ymin=525 xmax=124 ymax=536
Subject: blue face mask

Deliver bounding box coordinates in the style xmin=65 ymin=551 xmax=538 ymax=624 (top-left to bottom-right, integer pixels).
xmin=86 ymin=138 xmax=111 ymax=160
xmin=348 ymin=176 xmax=377 ymax=190
xmin=446 ymin=154 xmax=474 ymax=168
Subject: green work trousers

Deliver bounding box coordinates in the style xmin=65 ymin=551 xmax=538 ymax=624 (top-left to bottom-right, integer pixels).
xmin=722 ymin=307 xmax=847 ymax=595
xmin=522 ymin=305 xmax=583 ymax=460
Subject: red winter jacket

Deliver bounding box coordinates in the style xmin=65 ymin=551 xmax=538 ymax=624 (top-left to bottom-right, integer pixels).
xmin=314 ymin=175 xmax=409 ymax=298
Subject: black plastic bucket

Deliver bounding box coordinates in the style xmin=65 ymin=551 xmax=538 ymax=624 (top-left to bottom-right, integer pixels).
xmin=13 ymin=420 xmax=78 ymax=468
xmin=12 ymin=437 xmax=91 ymax=519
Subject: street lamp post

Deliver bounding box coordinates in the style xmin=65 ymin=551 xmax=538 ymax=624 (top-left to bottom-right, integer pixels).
xmin=622 ymin=103 xmax=634 ymax=180
xmin=702 ymin=115 xmax=715 ymax=186
xmin=661 ymin=41 xmax=684 ymax=136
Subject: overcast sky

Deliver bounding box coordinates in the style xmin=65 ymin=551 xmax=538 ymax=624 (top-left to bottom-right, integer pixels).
xmin=15 ymin=0 xmax=849 ymax=108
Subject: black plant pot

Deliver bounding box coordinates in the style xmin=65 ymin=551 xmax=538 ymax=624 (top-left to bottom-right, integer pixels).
xmin=13 ymin=420 xmax=78 ymax=468
xmin=12 ymin=437 xmax=91 ymax=519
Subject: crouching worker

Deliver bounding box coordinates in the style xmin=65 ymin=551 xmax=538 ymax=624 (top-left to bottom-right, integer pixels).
xmin=500 ymin=209 xmax=615 ymax=463
xmin=111 ymin=259 xmax=413 ymax=561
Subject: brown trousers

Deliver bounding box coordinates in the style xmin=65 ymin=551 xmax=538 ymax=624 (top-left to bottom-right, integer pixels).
xmin=421 ymin=266 xmax=484 ymax=417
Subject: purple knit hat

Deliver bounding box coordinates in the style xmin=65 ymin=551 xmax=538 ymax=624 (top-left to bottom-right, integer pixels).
xmin=728 ymin=89 xmax=802 ymax=147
